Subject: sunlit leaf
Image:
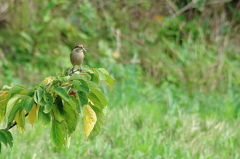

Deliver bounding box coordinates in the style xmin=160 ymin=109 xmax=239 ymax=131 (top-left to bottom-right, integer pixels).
xmin=91 ymin=105 xmax=106 ymax=136
xmin=28 ymin=104 xmax=37 ymax=125
xmin=14 ymin=110 xmax=25 ymax=133
xmin=84 ymin=104 xmax=97 ymax=141
xmin=44 ymin=76 xmax=54 ymax=85
xmin=52 ymin=102 xmax=64 ymax=122
xmin=98 ymin=68 xmax=109 ymax=75
xmin=104 ymin=74 xmax=116 ymax=90
xmin=6 ymin=97 xmax=22 ymax=123
xmin=0 ymin=91 xmax=8 ymax=122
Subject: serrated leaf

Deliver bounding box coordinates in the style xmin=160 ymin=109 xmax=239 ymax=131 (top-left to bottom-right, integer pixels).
xmin=84 ymin=104 xmax=97 ymax=141
xmin=63 ymin=102 xmax=78 ymax=134
xmin=0 ymin=91 xmax=8 ymax=122
xmin=76 ymin=91 xmax=88 ymax=112
xmin=88 ymin=88 xmax=107 ymax=109
xmin=51 ymin=86 xmax=70 ymax=102
xmin=22 ymin=96 xmax=35 ymax=113
xmin=52 ymin=104 xmax=64 ymax=122
xmin=0 ymin=129 xmax=13 ymax=147
xmin=51 ymin=120 xmax=64 ymax=148
xmin=28 ymin=104 xmax=37 ymax=125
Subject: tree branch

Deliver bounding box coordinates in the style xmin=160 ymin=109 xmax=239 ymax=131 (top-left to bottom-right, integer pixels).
xmin=5 ymin=113 xmax=29 ymax=130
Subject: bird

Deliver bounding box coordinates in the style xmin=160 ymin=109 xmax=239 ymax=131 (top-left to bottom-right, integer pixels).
xmin=70 ymin=44 xmax=86 ymax=73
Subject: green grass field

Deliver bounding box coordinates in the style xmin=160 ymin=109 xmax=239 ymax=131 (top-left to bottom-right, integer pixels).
xmin=1 ymin=65 xmax=240 ymax=159
xmin=1 ymin=1 xmax=240 ymax=158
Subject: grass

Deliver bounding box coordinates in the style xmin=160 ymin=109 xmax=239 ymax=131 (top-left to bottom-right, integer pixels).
xmin=1 ymin=65 xmax=240 ymax=159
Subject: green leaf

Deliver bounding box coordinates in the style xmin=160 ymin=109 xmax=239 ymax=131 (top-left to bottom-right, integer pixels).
xmin=88 ymin=88 xmax=107 ymax=109
xmin=78 ymin=79 xmax=90 ymax=94
xmin=38 ymin=106 xmax=51 ymax=125
xmin=51 ymin=120 xmax=64 ymax=148
xmin=98 ymin=68 xmax=116 ymax=89
xmin=76 ymin=91 xmax=88 ymax=112
xmin=20 ymin=31 xmax=33 ymax=43
xmin=8 ymin=103 xmax=22 ymax=123
xmin=98 ymin=68 xmax=109 ymax=75
xmin=43 ymin=92 xmax=54 ymax=113
xmin=104 ymin=73 xmax=116 ymax=90
xmin=97 ymin=69 xmax=106 ymax=80
xmin=22 ymin=96 xmax=35 ymax=113
xmin=70 ymin=74 xmax=89 ymax=81
xmin=86 ymin=81 xmax=99 ymax=89
xmin=8 ymin=85 xmax=25 ymax=98
xmin=1 ymin=85 xmax=12 ymax=91
xmin=26 ymin=87 xmax=36 ymax=96
xmin=55 ymin=97 xmax=64 ymax=114
xmin=70 ymin=80 xmax=89 ymax=94
xmin=0 ymin=91 xmax=8 ymax=122
xmin=0 ymin=129 xmax=13 ymax=147
xmin=90 ymin=105 xmax=105 ymax=136
xmin=63 ymin=102 xmax=78 ymax=134
xmin=0 ymin=131 xmax=8 ymax=146
xmin=5 ymin=96 xmax=21 ymax=122
xmin=52 ymin=98 xmax=64 ymax=122
xmin=90 ymin=69 xmax=100 ymax=84
xmin=36 ymin=87 xmax=44 ymax=103
xmin=51 ymin=86 xmax=70 ymax=102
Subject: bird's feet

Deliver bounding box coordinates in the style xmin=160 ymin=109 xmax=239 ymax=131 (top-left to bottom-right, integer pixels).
xmin=71 ymin=68 xmax=75 ymax=74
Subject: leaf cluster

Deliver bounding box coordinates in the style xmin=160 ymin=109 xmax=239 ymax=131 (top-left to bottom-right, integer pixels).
xmin=0 ymin=67 xmax=115 ymax=150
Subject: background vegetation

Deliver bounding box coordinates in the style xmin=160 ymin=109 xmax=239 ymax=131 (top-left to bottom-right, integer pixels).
xmin=0 ymin=0 xmax=240 ymax=158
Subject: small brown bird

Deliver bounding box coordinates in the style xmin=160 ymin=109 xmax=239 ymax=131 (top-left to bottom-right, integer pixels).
xmin=70 ymin=44 xmax=86 ymax=73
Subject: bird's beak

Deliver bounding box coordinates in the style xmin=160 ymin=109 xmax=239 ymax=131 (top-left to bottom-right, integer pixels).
xmin=83 ymin=47 xmax=87 ymax=52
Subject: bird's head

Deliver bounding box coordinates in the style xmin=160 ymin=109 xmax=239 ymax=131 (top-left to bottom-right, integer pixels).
xmin=74 ymin=44 xmax=87 ymax=52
